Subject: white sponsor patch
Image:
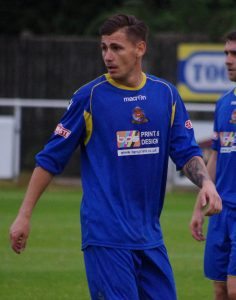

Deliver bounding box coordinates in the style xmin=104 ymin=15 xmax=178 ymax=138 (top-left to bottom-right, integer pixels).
xmin=54 ymin=123 xmax=71 ymax=139
xmin=185 ymin=120 xmax=193 ymax=129
xmin=118 ymin=147 xmax=159 ymax=156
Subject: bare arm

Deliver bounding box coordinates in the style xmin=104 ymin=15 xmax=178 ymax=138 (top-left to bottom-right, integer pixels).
xmin=183 ymin=156 xmax=222 ymax=241
xmin=9 ymin=166 xmax=54 ymax=254
xmin=206 ymin=150 xmax=217 ymax=183
xmin=182 ymin=155 xmax=211 ymax=188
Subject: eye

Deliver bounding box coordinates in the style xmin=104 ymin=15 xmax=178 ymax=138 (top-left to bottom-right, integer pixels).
xmin=111 ymin=45 xmax=123 ymax=51
xmin=101 ymin=44 xmax=107 ymax=51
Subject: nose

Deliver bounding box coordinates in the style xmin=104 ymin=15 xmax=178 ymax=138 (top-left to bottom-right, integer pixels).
xmin=103 ymin=48 xmax=113 ymax=61
xmin=225 ymin=54 xmax=233 ymax=65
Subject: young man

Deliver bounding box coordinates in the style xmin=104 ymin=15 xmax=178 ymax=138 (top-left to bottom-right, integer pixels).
xmin=10 ymin=14 xmax=221 ymax=300
xmin=190 ymin=31 xmax=236 ymax=300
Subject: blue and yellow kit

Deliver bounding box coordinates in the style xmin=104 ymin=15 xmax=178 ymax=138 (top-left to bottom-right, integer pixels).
xmin=204 ymin=87 xmax=236 ymax=281
xmin=212 ymin=87 xmax=236 ymax=208
xmin=36 ymin=73 xmax=201 ymax=250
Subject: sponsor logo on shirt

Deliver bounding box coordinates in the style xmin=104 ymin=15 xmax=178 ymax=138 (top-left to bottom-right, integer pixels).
xmin=229 ymin=109 xmax=236 ymax=124
xmin=123 ymin=95 xmax=147 ymax=102
xmin=117 ymin=130 xmax=140 ymax=148
xmin=54 ymin=123 xmax=71 ymax=139
xmin=219 ymin=131 xmax=236 ymax=153
xmin=220 ymin=132 xmax=235 ymax=146
xmin=185 ymin=119 xmax=193 ymax=129
xmin=116 ymin=130 xmax=160 ymax=156
xmin=131 ymin=106 xmax=149 ymax=124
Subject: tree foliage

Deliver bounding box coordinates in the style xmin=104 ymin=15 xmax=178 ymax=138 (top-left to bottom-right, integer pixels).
xmin=1 ymin=0 xmax=236 ymax=39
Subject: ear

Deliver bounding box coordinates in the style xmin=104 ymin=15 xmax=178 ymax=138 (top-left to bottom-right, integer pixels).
xmin=136 ymin=41 xmax=146 ymax=58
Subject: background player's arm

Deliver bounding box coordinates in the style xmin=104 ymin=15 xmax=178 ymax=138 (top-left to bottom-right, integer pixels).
xmin=206 ymin=150 xmax=217 ymax=183
xmin=9 ymin=166 xmax=53 ymax=254
xmin=183 ymin=156 xmax=222 ymax=241
xmin=183 ymin=155 xmax=221 ymax=215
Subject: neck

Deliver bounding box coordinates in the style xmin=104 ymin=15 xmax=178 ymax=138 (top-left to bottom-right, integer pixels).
xmin=116 ymin=72 xmax=144 ymax=88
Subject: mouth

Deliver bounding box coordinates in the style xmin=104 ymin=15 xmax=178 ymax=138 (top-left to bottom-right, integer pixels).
xmin=106 ymin=65 xmax=118 ymax=73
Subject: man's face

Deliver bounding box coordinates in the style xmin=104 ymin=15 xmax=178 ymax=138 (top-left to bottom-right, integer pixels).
xmin=224 ymin=40 xmax=236 ymax=82
xmin=101 ymin=29 xmax=145 ymax=85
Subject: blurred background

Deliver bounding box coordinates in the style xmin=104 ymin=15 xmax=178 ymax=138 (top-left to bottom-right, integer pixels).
xmin=1 ymin=0 xmax=236 ymax=183
xmin=1 ymin=2 xmax=236 ymax=299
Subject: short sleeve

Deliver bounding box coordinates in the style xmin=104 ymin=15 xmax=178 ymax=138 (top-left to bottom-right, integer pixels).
xmin=35 ymin=91 xmax=89 ymax=174
xmin=169 ymin=90 xmax=202 ymax=170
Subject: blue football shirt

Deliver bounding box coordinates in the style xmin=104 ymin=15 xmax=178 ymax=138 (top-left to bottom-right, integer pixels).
xmin=212 ymin=87 xmax=236 ymax=207
xmin=36 ymin=73 xmax=201 ymax=249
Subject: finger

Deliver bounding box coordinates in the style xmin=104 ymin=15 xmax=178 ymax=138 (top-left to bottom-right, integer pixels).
xmin=190 ymin=221 xmax=205 ymax=241
xmin=192 ymin=227 xmax=205 ymax=241
xmin=204 ymin=207 xmax=214 ymax=216
xmin=11 ymin=235 xmax=26 ymax=254
xmin=200 ymin=196 xmax=207 ymax=208
xmin=191 ymin=230 xmax=205 ymax=241
xmin=17 ymin=236 xmax=26 ymax=252
xmin=215 ymin=197 xmax=222 ymax=211
xmin=204 ymin=200 xmax=222 ymax=215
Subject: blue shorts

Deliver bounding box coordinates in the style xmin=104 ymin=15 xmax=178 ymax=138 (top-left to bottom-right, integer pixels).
xmin=83 ymin=245 xmax=177 ymax=300
xmin=204 ymin=205 xmax=236 ymax=281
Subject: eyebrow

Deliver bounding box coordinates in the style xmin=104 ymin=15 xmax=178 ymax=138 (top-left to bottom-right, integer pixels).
xmin=101 ymin=42 xmax=124 ymax=47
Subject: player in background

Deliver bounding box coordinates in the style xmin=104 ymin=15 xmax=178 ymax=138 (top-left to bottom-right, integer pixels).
xmin=190 ymin=31 xmax=236 ymax=300
xmin=10 ymin=14 xmax=222 ymax=300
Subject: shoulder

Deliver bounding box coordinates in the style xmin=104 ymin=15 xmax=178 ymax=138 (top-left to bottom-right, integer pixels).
xmin=68 ymin=74 xmax=107 ymax=108
xmin=145 ymin=74 xmax=181 ymax=108
xmin=216 ymin=87 xmax=236 ymax=108
xmin=146 ymin=74 xmax=179 ymax=94
xmin=73 ymin=74 xmax=107 ymax=98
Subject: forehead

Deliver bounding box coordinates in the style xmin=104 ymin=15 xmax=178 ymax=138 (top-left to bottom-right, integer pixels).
xmin=224 ymin=40 xmax=236 ymax=51
xmin=101 ymin=29 xmax=133 ymax=46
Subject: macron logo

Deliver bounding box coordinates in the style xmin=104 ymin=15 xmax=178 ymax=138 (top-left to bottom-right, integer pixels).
xmin=123 ymin=95 xmax=147 ymax=102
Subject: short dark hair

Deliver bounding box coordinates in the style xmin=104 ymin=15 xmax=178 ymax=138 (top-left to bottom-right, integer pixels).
xmin=225 ymin=31 xmax=236 ymax=42
xmin=99 ymin=14 xmax=149 ymax=43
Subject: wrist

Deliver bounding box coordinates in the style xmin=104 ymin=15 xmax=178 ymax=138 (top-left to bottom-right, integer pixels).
xmin=201 ymin=178 xmax=214 ymax=188
xmin=18 ymin=208 xmax=32 ymax=220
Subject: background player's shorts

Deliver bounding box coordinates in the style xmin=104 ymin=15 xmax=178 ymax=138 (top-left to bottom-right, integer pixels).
xmin=83 ymin=245 xmax=177 ymax=300
xmin=204 ymin=205 xmax=236 ymax=281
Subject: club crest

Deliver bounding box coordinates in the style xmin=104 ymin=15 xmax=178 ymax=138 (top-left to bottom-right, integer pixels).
xmin=229 ymin=109 xmax=236 ymax=124
xmin=131 ymin=106 xmax=149 ymax=124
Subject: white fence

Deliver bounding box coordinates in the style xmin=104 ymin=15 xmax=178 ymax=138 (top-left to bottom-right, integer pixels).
xmin=0 ymin=98 xmax=68 ymax=179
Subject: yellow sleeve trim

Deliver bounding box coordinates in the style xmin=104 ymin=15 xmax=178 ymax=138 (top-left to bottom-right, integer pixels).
xmin=171 ymin=102 xmax=176 ymax=127
xmin=83 ymin=110 xmax=93 ymax=145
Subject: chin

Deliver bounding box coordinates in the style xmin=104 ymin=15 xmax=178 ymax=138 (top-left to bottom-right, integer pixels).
xmin=109 ymin=73 xmax=121 ymax=81
xmin=229 ymin=75 xmax=236 ymax=82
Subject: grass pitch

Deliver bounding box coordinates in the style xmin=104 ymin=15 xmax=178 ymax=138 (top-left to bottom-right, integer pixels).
xmin=0 ymin=178 xmax=211 ymax=299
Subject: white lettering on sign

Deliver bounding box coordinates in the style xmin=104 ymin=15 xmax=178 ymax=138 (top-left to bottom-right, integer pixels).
xmin=184 ymin=53 xmax=235 ymax=92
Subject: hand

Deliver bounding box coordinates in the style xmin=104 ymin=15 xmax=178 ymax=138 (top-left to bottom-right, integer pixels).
xmin=199 ymin=179 xmax=222 ymax=216
xmin=190 ymin=180 xmax=222 ymax=241
xmin=189 ymin=198 xmax=205 ymax=241
xmin=9 ymin=215 xmax=31 ymax=254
